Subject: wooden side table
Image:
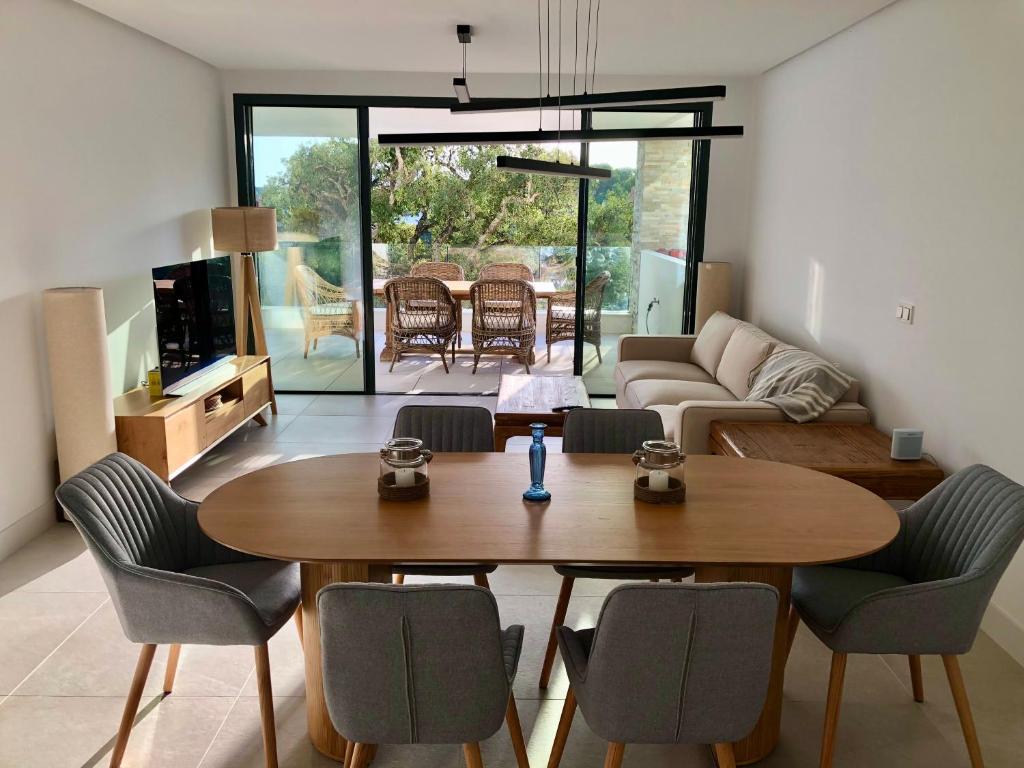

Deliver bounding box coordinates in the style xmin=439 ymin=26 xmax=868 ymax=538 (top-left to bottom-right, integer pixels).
xmin=709 ymin=422 xmax=944 ymax=500
xmin=493 ymin=374 xmax=590 ymax=450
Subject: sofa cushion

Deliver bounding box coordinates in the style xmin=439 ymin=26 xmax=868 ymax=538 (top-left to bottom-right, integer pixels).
xmin=624 ymin=379 xmax=736 ymax=409
xmin=717 ymin=323 xmax=775 ymax=399
xmin=615 ymin=360 xmax=716 ymax=389
xmin=691 ymin=312 xmax=741 ymax=376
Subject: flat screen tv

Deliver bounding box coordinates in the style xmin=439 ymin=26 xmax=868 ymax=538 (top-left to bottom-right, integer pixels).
xmin=152 ymin=255 xmax=236 ymax=395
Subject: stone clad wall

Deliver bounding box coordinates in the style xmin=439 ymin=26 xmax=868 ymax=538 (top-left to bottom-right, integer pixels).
xmin=629 ymin=142 xmax=693 ymax=329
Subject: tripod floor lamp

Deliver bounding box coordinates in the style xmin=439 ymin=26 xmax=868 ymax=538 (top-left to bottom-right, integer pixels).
xmin=211 ymin=206 xmax=278 ymax=359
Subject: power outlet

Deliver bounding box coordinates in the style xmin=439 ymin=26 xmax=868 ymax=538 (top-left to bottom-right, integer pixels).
xmin=897 ymin=303 xmax=915 ymax=324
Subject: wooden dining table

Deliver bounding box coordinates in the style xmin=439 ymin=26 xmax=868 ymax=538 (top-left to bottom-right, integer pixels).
xmin=199 ymin=452 xmax=898 ymax=765
xmin=371 ymin=278 xmax=558 ymax=362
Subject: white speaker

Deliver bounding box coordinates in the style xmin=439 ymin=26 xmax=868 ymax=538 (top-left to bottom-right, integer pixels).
xmin=891 ymin=428 xmax=924 ymax=461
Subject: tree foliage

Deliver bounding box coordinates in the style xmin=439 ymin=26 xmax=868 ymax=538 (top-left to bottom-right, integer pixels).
xmin=259 ymin=138 xmax=636 ymax=306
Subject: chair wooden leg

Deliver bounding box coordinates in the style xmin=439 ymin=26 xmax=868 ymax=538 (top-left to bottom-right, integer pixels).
xmin=344 ymin=740 xmax=355 ymax=768
xmin=594 ymin=342 xmax=602 ymax=364
xmin=163 ymin=643 xmax=181 ymax=695
xmin=254 ymin=644 xmax=279 ymax=768
xmin=909 ymin=655 xmax=924 ymax=702
xmin=393 ymin=573 xmax=406 ymax=585
xmin=943 ymin=655 xmax=984 ymax=767
xmin=440 ymin=350 xmax=451 ymax=373
xmin=548 ymin=687 xmax=576 ymax=768
xmin=293 ymin=605 xmax=304 ymax=646
xmin=350 ymin=743 xmax=371 ymax=768
xmin=506 ymin=696 xmax=530 ymax=768
xmin=464 ymin=742 xmax=484 ymax=768
xmin=603 ymin=742 xmax=625 ymax=768
xmin=547 ymin=343 xmax=552 ymax=363
xmin=389 ymin=353 xmax=398 ymax=372
xmin=473 ymin=573 xmax=491 ymax=590
xmin=820 ymin=652 xmax=847 ymax=768
xmin=786 ymin=604 xmax=801 ymax=662
xmin=713 ymin=742 xmax=737 ymax=768
xmin=303 ymin=340 xmax=310 ymax=359
xmin=473 ymin=355 xmax=480 ymax=374
xmin=110 ymin=643 xmax=156 ymax=768
xmin=540 ymin=576 xmax=575 ymax=688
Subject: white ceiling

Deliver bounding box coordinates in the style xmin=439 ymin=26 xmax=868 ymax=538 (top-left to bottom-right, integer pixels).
xmin=72 ymin=0 xmax=899 ymax=76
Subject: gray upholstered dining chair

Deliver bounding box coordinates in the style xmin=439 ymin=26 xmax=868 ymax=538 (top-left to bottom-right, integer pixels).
xmin=538 ymin=408 xmax=695 ymax=688
xmin=549 ymin=583 xmax=779 ymax=768
xmin=788 ymin=464 xmax=1024 ymax=768
xmin=318 ymin=583 xmax=529 ymax=768
xmin=55 ymin=453 xmax=300 ymax=768
xmin=390 ymin=405 xmax=499 ymax=587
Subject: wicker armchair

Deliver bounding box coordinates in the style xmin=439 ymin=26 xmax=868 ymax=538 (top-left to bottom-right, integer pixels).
xmin=411 ymin=261 xmax=466 ymax=348
xmin=546 ymin=270 xmax=611 ymax=363
xmin=384 ymin=276 xmax=459 ymax=373
xmin=469 ymin=279 xmax=537 ymax=374
xmin=294 ymin=264 xmax=362 ymax=359
xmin=480 ymin=262 xmax=533 ymax=281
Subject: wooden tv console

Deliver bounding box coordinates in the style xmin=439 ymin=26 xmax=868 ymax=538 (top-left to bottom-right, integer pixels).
xmin=113 ymin=356 xmax=276 ymax=481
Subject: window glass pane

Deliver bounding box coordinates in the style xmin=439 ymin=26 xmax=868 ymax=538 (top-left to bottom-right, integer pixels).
xmin=369 ymin=107 xmax=581 ymax=392
xmin=584 ymin=111 xmax=697 ymax=395
xmin=252 ymin=107 xmax=365 ymax=392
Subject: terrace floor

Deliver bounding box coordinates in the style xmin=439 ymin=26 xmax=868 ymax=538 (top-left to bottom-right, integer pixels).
xmin=2 ymin=398 xmax=1023 ymax=767
xmin=265 ymin=311 xmax=619 ymax=395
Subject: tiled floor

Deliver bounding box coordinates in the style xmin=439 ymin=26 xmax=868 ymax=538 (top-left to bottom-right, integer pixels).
xmin=2 ymin=394 xmax=1023 ymax=766
xmin=264 ymin=311 xmax=619 ymax=396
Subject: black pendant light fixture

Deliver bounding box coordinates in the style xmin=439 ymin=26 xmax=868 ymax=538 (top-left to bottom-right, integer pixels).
xmin=497 ymin=155 xmax=611 ymax=179
xmin=453 ymin=25 xmax=471 ymax=104
xmin=376 ymin=0 xmax=745 ymax=169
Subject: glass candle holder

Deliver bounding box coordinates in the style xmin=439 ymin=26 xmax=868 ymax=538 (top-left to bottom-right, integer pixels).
xmin=378 ymin=437 xmax=432 ymax=499
xmin=522 ymin=422 xmax=552 ymax=502
xmin=632 ymin=440 xmax=686 ymax=503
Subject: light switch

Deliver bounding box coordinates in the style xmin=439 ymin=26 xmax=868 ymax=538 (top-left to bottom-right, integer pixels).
xmin=897 ymin=303 xmax=915 ymax=324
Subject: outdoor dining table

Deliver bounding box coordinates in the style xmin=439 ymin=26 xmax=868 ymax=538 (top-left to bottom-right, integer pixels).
xmin=371 ymin=278 xmax=558 ymax=361
xmin=198 ymin=452 xmax=898 ymax=764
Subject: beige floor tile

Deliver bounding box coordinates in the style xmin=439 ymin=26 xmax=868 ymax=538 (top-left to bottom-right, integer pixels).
xmin=224 ymin=414 xmax=299 ymax=444
xmin=199 ymin=695 xmax=334 ymax=768
xmin=0 ymin=591 xmax=107 ymax=694
xmin=275 ymin=414 xmax=396 ymax=444
xmin=0 ymin=695 xmax=132 ymax=768
xmin=0 ymin=523 xmax=105 ymax=595
xmin=273 ymin=394 xmax=317 ymax=415
xmin=14 ymin=602 xmax=253 ymax=698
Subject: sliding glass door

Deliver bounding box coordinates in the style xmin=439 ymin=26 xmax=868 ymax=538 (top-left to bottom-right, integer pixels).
xmin=235 ymin=96 xmax=710 ymax=396
xmin=249 ymin=106 xmax=366 ymax=392
xmin=582 ymin=110 xmax=702 ymax=395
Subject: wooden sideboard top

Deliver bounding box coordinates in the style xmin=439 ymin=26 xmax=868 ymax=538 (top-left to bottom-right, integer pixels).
xmin=709 ymin=421 xmax=944 ymax=499
xmin=114 ymin=355 xmax=269 ymax=419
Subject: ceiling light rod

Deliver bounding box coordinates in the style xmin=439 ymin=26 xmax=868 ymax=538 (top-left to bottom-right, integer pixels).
xmin=453 ymin=24 xmax=472 ymax=104
xmin=450 ymin=84 xmax=726 ymax=113
xmin=496 ymin=155 xmax=611 ymax=179
xmin=377 ymin=125 xmax=744 ymax=148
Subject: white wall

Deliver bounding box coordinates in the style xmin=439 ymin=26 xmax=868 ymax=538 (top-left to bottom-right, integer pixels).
xmin=0 ymin=0 xmax=229 ymax=558
xmin=744 ymin=0 xmax=1024 ymax=661
xmin=219 ymin=69 xmax=758 ymax=315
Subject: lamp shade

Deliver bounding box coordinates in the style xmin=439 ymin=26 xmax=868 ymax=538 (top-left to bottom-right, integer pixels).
xmin=211 ymin=206 xmax=278 ymax=253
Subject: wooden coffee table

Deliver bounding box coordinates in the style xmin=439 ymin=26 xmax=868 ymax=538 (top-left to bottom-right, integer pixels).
xmin=709 ymin=422 xmax=944 ymax=500
xmin=493 ymin=374 xmax=590 ymax=450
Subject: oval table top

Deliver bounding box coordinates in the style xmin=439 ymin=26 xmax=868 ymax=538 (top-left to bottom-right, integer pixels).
xmin=199 ymin=453 xmax=899 ymax=567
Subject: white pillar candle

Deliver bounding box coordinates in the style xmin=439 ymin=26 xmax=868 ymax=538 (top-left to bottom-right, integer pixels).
xmin=394 ymin=467 xmax=417 ymax=487
xmin=648 ymin=469 xmax=670 ymax=492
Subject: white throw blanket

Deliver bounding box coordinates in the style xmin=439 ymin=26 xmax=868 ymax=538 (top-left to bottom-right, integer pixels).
xmin=745 ymin=347 xmax=853 ymax=423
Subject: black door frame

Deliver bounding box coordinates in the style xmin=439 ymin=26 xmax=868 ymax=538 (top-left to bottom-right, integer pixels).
xmin=233 ymin=93 xmax=712 ymax=393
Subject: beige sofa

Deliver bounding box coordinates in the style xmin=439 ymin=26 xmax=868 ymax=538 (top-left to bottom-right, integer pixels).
xmin=614 ymin=312 xmax=870 ymax=454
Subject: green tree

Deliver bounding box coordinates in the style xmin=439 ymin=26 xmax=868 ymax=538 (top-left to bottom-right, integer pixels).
xmin=260 ymin=137 xmax=636 ymax=293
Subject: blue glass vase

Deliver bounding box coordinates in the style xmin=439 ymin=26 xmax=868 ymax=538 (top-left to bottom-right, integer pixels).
xmin=523 ymin=422 xmax=552 ymax=502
